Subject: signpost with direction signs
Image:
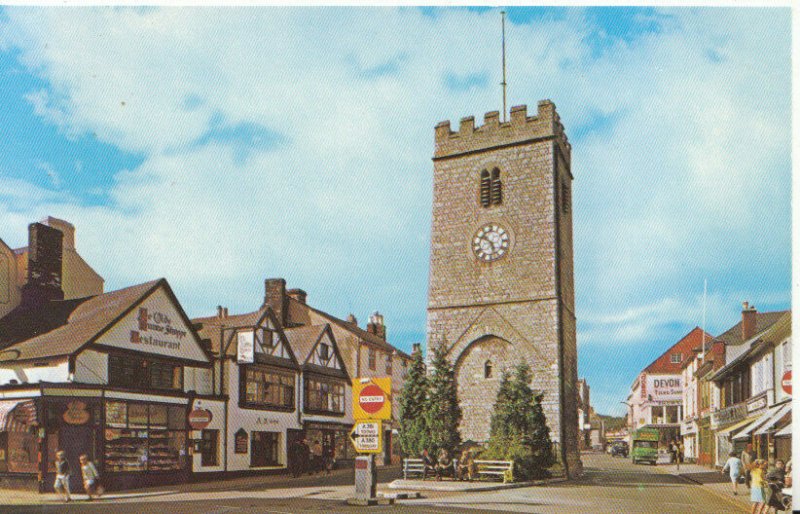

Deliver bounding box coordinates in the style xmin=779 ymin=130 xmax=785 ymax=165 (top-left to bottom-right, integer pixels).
xmin=349 ymin=420 xmax=382 ymax=454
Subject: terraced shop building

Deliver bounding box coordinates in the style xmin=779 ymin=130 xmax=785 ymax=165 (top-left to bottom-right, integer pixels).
xmin=0 ymin=273 xmax=219 ymax=492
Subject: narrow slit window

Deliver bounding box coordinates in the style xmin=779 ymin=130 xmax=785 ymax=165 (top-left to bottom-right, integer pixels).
xmin=479 ymin=169 xmax=503 ymax=207
xmin=484 ymin=360 xmax=493 ymax=379
xmin=480 ymin=170 xmax=491 ymax=207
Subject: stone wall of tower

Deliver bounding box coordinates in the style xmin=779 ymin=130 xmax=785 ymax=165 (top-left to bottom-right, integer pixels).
xmin=426 ymin=100 xmax=580 ymax=477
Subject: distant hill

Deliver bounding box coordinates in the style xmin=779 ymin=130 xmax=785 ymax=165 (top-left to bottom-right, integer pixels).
xmin=595 ymin=414 xmax=627 ymax=432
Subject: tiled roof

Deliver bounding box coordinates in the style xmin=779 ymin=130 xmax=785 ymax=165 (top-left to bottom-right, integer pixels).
xmin=284 ymin=325 xmax=327 ymax=364
xmin=0 ymin=280 xmax=162 ymax=363
xmin=642 ymin=327 xmax=714 ymax=375
xmin=715 ymin=311 xmax=788 ymax=347
xmin=193 ymin=308 xmax=267 ymax=356
xmin=291 ymin=298 xmax=412 ymax=360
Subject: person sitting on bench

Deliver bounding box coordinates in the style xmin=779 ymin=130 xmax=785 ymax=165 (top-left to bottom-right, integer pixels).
xmin=421 ymin=449 xmax=436 ymax=480
xmin=436 ymin=448 xmax=453 ymax=481
xmin=457 ymin=449 xmax=476 ymax=481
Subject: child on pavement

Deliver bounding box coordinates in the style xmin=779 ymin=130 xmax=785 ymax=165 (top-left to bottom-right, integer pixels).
xmin=79 ymin=454 xmax=102 ymax=501
xmin=722 ymin=451 xmax=743 ymax=495
xmin=750 ymin=459 xmax=767 ymax=514
xmin=53 ymin=450 xmax=71 ymax=503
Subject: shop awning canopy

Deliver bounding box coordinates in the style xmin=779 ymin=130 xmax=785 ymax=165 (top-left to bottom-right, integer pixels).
xmin=733 ymin=403 xmax=790 ymax=441
xmin=775 ymin=423 xmax=791 ymax=437
xmin=716 ymin=416 xmax=757 ymax=436
xmin=753 ymin=403 xmax=791 ymax=436
xmin=0 ymin=399 xmax=37 ymax=432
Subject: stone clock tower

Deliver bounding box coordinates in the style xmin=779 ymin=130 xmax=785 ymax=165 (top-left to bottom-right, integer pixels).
xmin=425 ymin=101 xmax=580 ymax=477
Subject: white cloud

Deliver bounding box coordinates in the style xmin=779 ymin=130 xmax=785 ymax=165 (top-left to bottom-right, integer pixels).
xmin=0 ymin=6 xmax=790 ymax=363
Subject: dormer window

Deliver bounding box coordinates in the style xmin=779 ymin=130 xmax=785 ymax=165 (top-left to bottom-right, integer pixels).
xmin=670 ymin=353 xmax=682 ymax=364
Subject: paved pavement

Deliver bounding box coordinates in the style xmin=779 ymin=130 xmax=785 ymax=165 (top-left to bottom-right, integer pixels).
xmin=0 ymin=453 xmax=754 ymax=513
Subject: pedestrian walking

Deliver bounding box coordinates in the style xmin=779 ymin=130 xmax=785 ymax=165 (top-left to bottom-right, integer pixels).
xmin=79 ymin=454 xmax=102 ymax=501
xmin=322 ymin=446 xmax=333 ymax=475
xmin=722 ymin=451 xmax=744 ymax=496
xmin=53 ymin=450 xmax=71 ymax=503
xmin=289 ymin=439 xmax=302 ymax=478
xmin=750 ymin=459 xmax=768 ymax=514
xmin=742 ymin=444 xmax=755 ymax=488
xmin=677 ymin=441 xmax=684 ymax=469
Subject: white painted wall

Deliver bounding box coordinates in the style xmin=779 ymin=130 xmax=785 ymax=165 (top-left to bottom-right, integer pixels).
xmin=190 ymin=399 xmax=226 ymax=474
xmin=74 ymin=350 xmax=108 ymax=384
xmin=223 ymin=360 xmax=301 ymax=472
xmin=0 ymin=361 xmax=69 ymax=385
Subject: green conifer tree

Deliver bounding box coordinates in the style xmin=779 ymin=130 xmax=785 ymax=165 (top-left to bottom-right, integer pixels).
xmin=485 ymin=363 xmax=554 ymax=479
xmin=397 ymin=346 xmax=429 ymax=457
xmin=424 ymin=342 xmax=461 ymax=455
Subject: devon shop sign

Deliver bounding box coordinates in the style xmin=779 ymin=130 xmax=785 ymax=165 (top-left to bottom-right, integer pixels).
xmin=642 ymin=374 xmax=682 ymax=404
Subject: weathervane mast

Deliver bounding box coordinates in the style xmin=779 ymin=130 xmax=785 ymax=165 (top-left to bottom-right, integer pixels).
xmin=501 ymin=10 xmax=508 ymax=122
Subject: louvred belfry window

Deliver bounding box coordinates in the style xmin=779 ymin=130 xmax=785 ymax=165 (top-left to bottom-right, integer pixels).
xmin=480 ymin=168 xmax=502 ymax=207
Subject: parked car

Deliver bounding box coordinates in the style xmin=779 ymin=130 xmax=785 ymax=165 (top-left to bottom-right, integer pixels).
xmin=610 ymin=442 xmax=629 ymax=458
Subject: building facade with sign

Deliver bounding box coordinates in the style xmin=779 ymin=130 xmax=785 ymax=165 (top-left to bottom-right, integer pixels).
xmin=709 ymin=306 xmax=790 ymax=466
xmin=0 ymin=264 xmax=218 ymax=492
xmin=193 ymin=288 xmax=357 ymax=477
xmin=626 ymin=328 xmax=711 ymax=451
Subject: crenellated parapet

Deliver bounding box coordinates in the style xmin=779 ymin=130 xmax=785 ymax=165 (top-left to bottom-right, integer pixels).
xmin=434 ymin=100 xmax=571 ymax=164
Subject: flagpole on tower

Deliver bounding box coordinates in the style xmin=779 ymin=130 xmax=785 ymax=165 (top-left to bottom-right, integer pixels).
xmin=501 ymin=10 xmax=507 ymax=122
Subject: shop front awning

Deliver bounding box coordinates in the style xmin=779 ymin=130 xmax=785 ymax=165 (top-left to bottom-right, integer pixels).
xmin=716 ymin=416 xmax=758 ymax=437
xmin=733 ymin=403 xmax=789 ymax=441
xmin=0 ymin=399 xmax=37 ymax=432
xmin=775 ymin=423 xmax=791 ymax=437
xmin=753 ymin=403 xmax=791 ymax=436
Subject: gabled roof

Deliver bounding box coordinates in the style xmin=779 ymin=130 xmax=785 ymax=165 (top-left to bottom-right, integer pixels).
xmin=709 ymin=311 xmax=792 ymax=382
xmin=284 ymin=324 xmax=329 ymax=363
xmin=290 ymin=297 xmax=411 ymax=360
xmin=193 ymin=307 xmax=298 ymax=366
xmin=642 ymin=327 xmax=713 ymax=375
xmin=715 ymin=311 xmax=788 ymax=347
xmin=0 ymin=279 xmax=203 ymax=364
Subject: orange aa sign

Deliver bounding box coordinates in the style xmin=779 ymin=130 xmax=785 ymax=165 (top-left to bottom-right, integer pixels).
xmin=781 ymin=370 xmax=791 ymax=395
xmin=353 ymin=377 xmax=391 ymax=420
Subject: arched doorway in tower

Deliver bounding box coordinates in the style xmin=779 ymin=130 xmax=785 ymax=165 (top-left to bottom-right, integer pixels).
xmin=453 ymin=335 xmax=514 ymax=443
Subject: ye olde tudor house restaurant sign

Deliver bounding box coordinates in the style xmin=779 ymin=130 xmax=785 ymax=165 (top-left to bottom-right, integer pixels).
xmin=93 ymin=290 xmax=208 ymax=362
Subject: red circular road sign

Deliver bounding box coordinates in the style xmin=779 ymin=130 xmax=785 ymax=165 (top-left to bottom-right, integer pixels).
xmin=359 ymin=384 xmax=386 ymax=414
xmin=781 ymin=370 xmax=792 ymax=395
xmin=188 ymin=408 xmax=213 ymax=430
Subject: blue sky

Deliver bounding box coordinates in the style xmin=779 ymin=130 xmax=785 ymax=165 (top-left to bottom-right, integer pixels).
xmin=0 ymin=7 xmax=791 ymax=416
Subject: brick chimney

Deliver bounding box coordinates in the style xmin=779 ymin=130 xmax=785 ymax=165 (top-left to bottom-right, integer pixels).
xmin=366 ymin=311 xmax=386 ymax=340
xmin=264 ymin=278 xmax=287 ymax=327
xmin=411 ymin=343 xmax=422 ymax=354
xmin=21 ymin=222 xmax=64 ymax=305
xmin=346 ymin=313 xmax=358 ymax=326
xmin=741 ymin=301 xmax=757 ymax=342
xmin=41 ymin=217 xmax=75 ymax=251
xmin=286 ymin=288 xmax=307 ymax=305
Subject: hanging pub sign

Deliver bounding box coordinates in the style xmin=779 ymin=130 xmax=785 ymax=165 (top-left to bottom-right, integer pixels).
xmin=234 ymin=428 xmax=248 ymax=454
xmin=63 ymin=400 xmax=90 ymax=425
xmin=237 ymin=331 xmax=255 ymax=364
xmin=188 ymin=408 xmax=213 ymax=430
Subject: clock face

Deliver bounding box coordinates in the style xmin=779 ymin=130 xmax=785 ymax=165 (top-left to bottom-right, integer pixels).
xmin=472 ymin=224 xmax=510 ymax=262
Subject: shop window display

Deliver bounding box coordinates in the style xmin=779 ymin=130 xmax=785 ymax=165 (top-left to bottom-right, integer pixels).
xmin=104 ymin=401 xmax=187 ymax=472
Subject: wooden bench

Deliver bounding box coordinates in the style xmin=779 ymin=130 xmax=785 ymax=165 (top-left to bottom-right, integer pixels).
xmin=402 ymin=458 xmax=457 ymax=480
xmin=403 ymin=458 xmax=428 ymax=479
xmin=474 ymin=460 xmax=514 ymax=483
